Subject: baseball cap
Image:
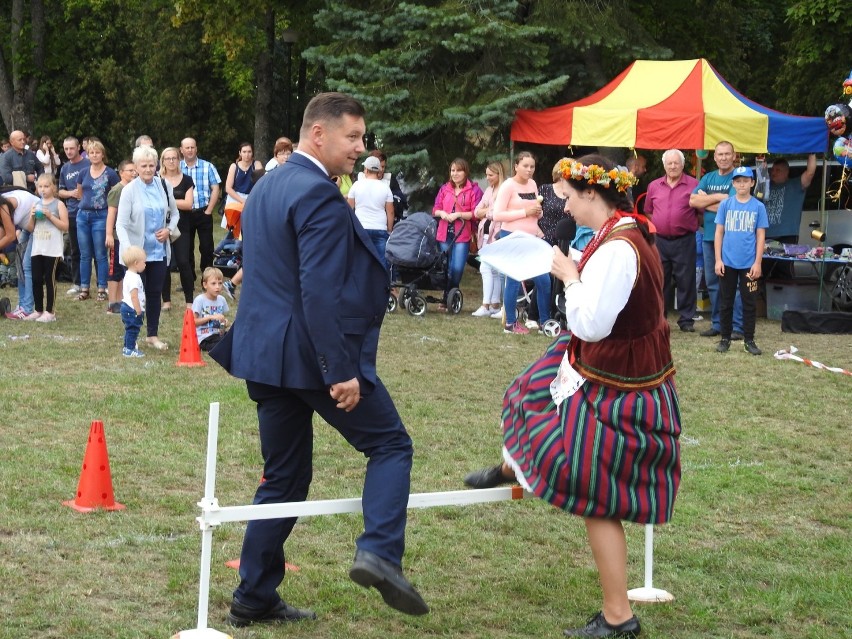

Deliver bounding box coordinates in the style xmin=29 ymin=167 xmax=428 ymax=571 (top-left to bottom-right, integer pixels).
xmin=732 ymin=166 xmax=754 ymax=179
xmin=363 ymin=156 xmax=382 ymax=173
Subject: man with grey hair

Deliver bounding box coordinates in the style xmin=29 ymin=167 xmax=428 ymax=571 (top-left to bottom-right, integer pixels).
xmin=644 ymin=149 xmax=701 ymax=332
xmin=0 ymin=130 xmax=42 ymax=190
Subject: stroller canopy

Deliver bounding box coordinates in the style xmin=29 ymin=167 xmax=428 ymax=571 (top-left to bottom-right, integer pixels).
xmin=385 ymin=212 xmax=441 ymax=268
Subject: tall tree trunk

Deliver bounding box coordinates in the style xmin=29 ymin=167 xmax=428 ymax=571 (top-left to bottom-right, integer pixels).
xmin=0 ymin=0 xmax=45 ymax=134
xmin=253 ymin=8 xmax=275 ymax=163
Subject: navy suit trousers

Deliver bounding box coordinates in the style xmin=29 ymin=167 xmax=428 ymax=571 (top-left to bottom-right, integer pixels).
xmin=234 ymin=378 xmax=413 ymax=609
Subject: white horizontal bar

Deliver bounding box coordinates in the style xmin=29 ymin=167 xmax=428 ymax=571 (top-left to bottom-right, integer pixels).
xmin=201 ymin=486 xmax=529 ymax=526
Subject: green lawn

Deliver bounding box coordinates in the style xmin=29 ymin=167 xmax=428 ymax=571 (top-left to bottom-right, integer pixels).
xmin=0 ymin=267 xmax=849 ymax=639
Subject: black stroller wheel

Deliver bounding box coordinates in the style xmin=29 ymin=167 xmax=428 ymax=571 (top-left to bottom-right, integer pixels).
xmin=447 ymin=288 xmax=463 ymax=314
xmin=406 ymin=294 xmax=427 ymax=316
xmin=387 ymin=293 xmax=398 ymax=313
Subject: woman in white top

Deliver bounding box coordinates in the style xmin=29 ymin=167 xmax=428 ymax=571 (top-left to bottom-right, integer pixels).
xmin=36 ymin=136 xmax=61 ymax=176
xmin=347 ymin=155 xmax=394 ymax=272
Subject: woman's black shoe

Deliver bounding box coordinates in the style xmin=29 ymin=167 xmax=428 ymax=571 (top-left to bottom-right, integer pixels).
xmin=563 ymin=611 xmax=641 ymax=637
xmin=463 ymin=464 xmax=513 ymax=489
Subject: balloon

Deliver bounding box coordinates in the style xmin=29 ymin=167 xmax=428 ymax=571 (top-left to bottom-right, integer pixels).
xmin=825 ymin=103 xmax=852 ymax=137
xmin=833 ymin=136 xmax=852 ymax=167
xmin=695 ymin=149 xmax=709 ymax=159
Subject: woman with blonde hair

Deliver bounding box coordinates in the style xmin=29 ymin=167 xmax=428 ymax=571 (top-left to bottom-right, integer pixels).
xmin=116 ymin=145 xmax=179 ymax=350
xmin=471 ymin=161 xmax=505 ymax=317
xmin=74 ymin=140 xmax=119 ymax=302
xmin=538 ymin=158 xmax=574 ymax=246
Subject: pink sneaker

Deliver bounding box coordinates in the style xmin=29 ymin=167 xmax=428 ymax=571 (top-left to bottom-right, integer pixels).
xmin=5 ymin=306 xmax=27 ymax=320
xmin=23 ymin=311 xmax=42 ymax=321
xmin=504 ymin=321 xmax=529 ymax=335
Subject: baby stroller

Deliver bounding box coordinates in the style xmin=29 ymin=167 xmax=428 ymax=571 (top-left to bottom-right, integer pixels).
xmin=385 ymin=212 xmax=464 ymax=316
xmin=213 ymin=201 xmax=243 ymax=277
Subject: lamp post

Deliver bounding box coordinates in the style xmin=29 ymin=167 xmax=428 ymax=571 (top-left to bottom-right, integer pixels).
xmin=281 ymin=29 xmax=299 ymax=139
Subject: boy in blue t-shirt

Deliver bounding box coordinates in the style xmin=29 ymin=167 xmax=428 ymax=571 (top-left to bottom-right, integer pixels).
xmin=713 ymin=166 xmax=768 ymax=355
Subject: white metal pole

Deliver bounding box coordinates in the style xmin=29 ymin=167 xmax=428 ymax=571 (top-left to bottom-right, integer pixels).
xmin=627 ymin=524 xmax=674 ymax=603
xmin=196 ymin=402 xmax=220 ymax=630
xmin=175 ymin=403 xmax=233 ymax=638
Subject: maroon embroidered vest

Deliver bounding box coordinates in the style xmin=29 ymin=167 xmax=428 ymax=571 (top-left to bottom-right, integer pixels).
xmin=570 ymin=223 xmax=675 ymax=391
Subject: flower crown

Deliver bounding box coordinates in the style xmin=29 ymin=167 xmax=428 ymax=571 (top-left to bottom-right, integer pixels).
xmin=559 ymin=159 xmax=638 ymax=193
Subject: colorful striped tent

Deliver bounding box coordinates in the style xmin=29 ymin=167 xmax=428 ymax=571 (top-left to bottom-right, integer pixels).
xmin=510 ymin=59 xmax=828 ymax=153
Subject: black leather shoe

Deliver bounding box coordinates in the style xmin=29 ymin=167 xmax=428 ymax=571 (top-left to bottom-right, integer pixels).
xmin=349 ymin=549 xmax=429 ymax=616
xmin=563 ymin=611 xmax=641 ymax=637
xmin=463 ymin=463 xmax=513 ymax=489
xmin=227 ymin=598 xmax=317 ymax=627
xmin=700 ymin=327 xmax=720 ymax=337
xmin=679 ymin=324 xmax=695 ymax=332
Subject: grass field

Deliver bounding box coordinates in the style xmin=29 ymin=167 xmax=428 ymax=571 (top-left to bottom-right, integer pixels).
xmin=0 ymin=265 xmax=850 ymax=639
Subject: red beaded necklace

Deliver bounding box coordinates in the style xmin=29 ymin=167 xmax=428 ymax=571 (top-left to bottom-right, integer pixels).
xmin=577 ymin=211 xmax=628 ymax=273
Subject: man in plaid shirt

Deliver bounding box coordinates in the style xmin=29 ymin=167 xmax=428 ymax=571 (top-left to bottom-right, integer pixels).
xmin=180 ymin=137 xmax=222 ymax=293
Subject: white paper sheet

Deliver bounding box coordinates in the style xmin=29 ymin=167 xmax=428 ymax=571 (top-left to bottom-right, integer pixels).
xmin=477 ymin=231 xmax=554 ymax=281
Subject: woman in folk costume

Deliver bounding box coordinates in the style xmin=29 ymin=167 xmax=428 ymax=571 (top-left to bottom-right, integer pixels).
xmin=465 ymin=154 xmax=681 ymax=639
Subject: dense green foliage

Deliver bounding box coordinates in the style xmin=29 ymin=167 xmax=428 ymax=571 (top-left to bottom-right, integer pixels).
xmin=1 ymin=0 xmax=850 ymax=188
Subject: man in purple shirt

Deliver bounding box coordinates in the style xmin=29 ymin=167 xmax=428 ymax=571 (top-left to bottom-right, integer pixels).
xmin=645 ymin=149 xmax=700 ymax=332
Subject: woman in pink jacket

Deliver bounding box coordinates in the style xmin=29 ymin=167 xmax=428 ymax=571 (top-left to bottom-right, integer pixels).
xmin=432 ymin=158 xmax=483 ymax=311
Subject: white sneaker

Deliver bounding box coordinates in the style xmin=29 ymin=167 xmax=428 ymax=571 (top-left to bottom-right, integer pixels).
xmin=66 ymin=285 xmax=80 ymax=295
xmin=490 ymin=308 xmax=504 ymax=319
xmin=525 ymin=320 xmax=540 ymax=330
xmin=36 ymin=312 xmax=56 ymax=322
xmin=22 ymin=311 xmax=42 ymax=320
xmin=471 ymin=305 xmax=492 ymax=317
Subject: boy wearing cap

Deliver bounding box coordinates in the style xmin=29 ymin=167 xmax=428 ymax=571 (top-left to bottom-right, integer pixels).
xmin=346 ymin=156 xmax=395 ymax=272
xmin=713 ymin=166 xmax=768 ymax=355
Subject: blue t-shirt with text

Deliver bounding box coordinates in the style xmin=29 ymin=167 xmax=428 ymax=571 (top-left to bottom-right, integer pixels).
xmin=714 ymin=195 xmax=768 ymax=269
xmin=59 ymin=158 xmax=90 ymax=217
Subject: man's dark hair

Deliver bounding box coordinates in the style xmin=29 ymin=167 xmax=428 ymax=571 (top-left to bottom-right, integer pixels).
xmin=300 ymin=92 xmax=365 ymax=137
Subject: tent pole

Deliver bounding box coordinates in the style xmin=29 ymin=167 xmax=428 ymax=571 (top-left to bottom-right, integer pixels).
xmin=510 ymin=141 xmax=514 ymax=169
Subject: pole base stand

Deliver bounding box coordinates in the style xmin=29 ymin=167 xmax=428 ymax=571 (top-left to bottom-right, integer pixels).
xmin=172 ymin=629 xmax=233 ymax=638
xmin=627 ymin=586 xmax=674 ymax=603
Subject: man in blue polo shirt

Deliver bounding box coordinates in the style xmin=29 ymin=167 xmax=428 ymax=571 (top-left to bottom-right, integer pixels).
xmin=689 ymin=140 xmax=744 ymax=339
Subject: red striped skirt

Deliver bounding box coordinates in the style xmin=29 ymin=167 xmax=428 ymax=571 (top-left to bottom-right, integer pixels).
xmin=502 ymin=335 xmax=681 ymax=524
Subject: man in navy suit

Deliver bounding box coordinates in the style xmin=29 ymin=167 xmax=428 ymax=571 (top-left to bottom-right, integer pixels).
xmin=210 ymin=92 xmax=429 ymax=627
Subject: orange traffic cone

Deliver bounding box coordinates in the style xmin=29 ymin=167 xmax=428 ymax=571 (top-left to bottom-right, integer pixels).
xmin=177 ymin=307 xmax=205 ymax=367
xmin=63 ymin=420 xmax=125 ymax=512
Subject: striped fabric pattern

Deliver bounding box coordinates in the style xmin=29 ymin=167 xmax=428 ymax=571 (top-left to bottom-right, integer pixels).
xmin=503 ymin=335 xmax=681 ymax=524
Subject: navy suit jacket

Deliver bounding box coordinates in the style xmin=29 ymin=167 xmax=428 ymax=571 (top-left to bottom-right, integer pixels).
xmin=210 ymin=152 xmax=390 ymax=393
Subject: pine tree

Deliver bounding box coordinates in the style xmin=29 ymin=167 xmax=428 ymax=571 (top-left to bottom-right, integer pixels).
xmin=304 ymin=0 xmax=570 ymax=203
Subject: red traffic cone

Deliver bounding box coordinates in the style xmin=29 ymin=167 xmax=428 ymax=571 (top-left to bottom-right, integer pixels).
xmin=177 ymin=307 xmax=205 ymax=367
xmin=63 ymin=420 xmax=125 ymax=512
